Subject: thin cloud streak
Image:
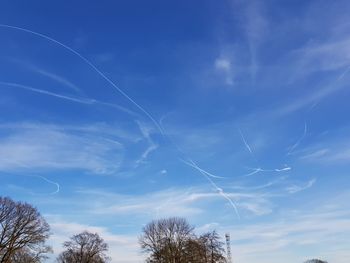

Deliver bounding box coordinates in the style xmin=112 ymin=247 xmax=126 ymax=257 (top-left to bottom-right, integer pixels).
xmin=0 ymin=24 xmax=165 ymax=134
xmin=0 ymin=123 xmax=124 ymax=174
xmin=285 ymin=178 xmax=316 ymax=194
xmin=181 ymin=158 xmax=240 ymax=218
xmin=0 ymin=81 xmax=137 ymax=116
xmin=135 ymin=121 xmax=158 ymax=167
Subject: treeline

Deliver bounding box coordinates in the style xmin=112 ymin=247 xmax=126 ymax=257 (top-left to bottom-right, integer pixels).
xmin=0 ymin=196 xmax=328 ymax=263
xmin=0 ymin=197 xmax=109 ymax=263
xmin=139 ymin=217 xmax=226 ymax=263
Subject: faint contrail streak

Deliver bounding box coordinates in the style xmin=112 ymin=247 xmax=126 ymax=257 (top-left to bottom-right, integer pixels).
xmin=182 ymin=159 xmax=226 ymax=179
xmin=244 ymin=166 xmax=291 ymax=177
xmin=239 ymin=129 xmax=253 ymax=156
xmin=135 ymin=121 xmax=158 ymax=167
xmin=1 ymin=171 xmax=60 ymax=195
xmin=0 ymin=81 xmax=137 ymax=116
xmin=337 ymin=65 xmax=350 ymax=81
xmin=274 ymin=167 xmax=291 ymax=172
xmin=9 ymin=58 xmax=83 ymax=94
xmin=231 ymin=176 xmax=287 ymax=190
xmin=243 ymin=168 xmax=263 ymax=176
xmin=33 ymin=175 xmax=60 ymax=195
xmin=34 ymin=68 xmax=82 ymax=93
xmin=238 ymin=127 xmax=292 ymax=177
xmin=159 ymin=117 xmax=241 ymax=217
xmin=1 ymin=24 xmax=241 ymax=217
xmin=0 ymin=24 xmax=164 ymax=134
xmin=287 ymin=122 xmax=307 ymax=155
xmin=0 ymin=81 xmax=94 ymax=103
xmin=181 ymin=159 xmax=240 ymax=218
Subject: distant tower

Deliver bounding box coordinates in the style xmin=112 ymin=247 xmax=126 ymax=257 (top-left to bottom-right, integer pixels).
xmin=225 ymin=233 xmax=232 ymax=263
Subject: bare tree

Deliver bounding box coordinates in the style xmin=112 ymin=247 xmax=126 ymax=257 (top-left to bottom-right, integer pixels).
xmin=57 ymin=231 xmax=110 ymax=263
xmin=183 ymin=237 xmax=207 ymax=262
xmin=197 ymin=231 xmax=226 ymax=263
xmin=304 ymin=259 xmax=328 ymax=263
xmin=9 ymin=246 xmax=52 ymax=263
xmin=183 ymin=231 xmax=227 ymax=263
xmin=0 ymin=196 xmax=51 ymax=263
xmin=139 ymin=217 xmax=195 ymax=263
xmin=140 ymin=218 xmax=228 ymax=263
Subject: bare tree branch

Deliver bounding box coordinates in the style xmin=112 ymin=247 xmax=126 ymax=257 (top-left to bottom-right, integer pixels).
xmin=57 ymin=231 xmax=110 ymax=263
xmin=0 ymin=196 xmax=51 ymax=263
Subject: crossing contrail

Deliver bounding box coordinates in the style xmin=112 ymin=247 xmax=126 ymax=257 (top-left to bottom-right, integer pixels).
xmin=1 ymin=24 xmax=242 ymax=218
xmin=0 ymin=24 xmax=164 ymax=135
xmin=181 ymin=158 xmax=240 ymax=218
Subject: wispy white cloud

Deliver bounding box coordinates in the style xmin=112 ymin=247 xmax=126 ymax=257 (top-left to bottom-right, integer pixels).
xmin=78 ymin=188 xmax=204 ymax=218
xmin=39 ymin=190 xmax=350 ymax=263
xmin=302 ymin=146 xmax=350 ymax=163
xmin=278 ymin=79 xmax=348 ymax=116
xmin=0 ymin=123 xmax=124 ymax=174
xmin=73 ymin=185 xmax=281 ymax=219
xmin=298 ymin=128 xmax=350 ymax=163
xmin=159 ymin=169 xmax=167 ymax=175
xmin=300 ymin=148 xmax=330 ymax=160
xmin=0 ymin=122 xmax=141 ymax=142
xmin=230 ymin=176 xmax=287 ymax=191
xmin=273 ymin=37 xmax=350 ymax=116
xmin=134 ymin=121 xmax=158 ymax=167
xmin=42 ymin=190 xmax=347 ymax=263
xmin=285 ymin=178 xmax=316 ymax=194
xmin=215 ymin=58 xmax=231 ymax=71
xmin=293 ymin=38 xmax=350 ymax=74
xmin=214 ymin=57 xmax=234 ymax=85
xmin=223 ymin=206 xmax=350 ymax=263
xmin=238 ymin=199 xmax=273 ymax=216
xmin=230 ymin=0 xmax=268 ymax=82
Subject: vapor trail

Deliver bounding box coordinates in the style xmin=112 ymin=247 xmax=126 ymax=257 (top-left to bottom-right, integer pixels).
xmin=182 ymin=159 xmax=226 ymax=179
xmin=239 ymin=129 xmax=253 ymax=156
xmin=32 ymin=67 xmax=82 ymax=93
xmin=0 ymin=81 xmax=137 ymax=116
xmin=1 ymin=24 xmax=241 ymax=217
xmin=337 ymin=65 xmax=350 ymax=81
xmin=244 ymin=166 xmax=291 ymax=177
xmin=159 ymin=117 xmax=241 ymax=217
xmin=231 ymin=176 xmax=287 ymax=190
xmin=287 ymin=122 xmax=307 ymax=155
xmin=0 ymin=81 xmax=94 ymax=103
xmin=243 ymin=168 xmax=263 ymax=177
xmin=274 ymin=167 xmax=291 ymax=172
xmin=181 ymin=159 xmax=240 ymax=218
xmin=0 ymin=24 xmax=164 ymax=134
xmin=1 ymin=171 xmax=60 ymax=195
xmin=33 ymin=175 xmax=60 ymax=195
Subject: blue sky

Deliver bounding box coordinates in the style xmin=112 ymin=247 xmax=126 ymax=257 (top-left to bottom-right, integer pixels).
xmin=1 ymin=0 xmax=350 ymax=262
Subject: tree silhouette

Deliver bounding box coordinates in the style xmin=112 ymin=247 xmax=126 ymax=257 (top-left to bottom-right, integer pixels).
xmin=0 ymin=196 xmax=51 ymax=263
xmin=140 ymin=217 xmax=227 ymax=263
xmin=304 ymin=259 xmax=328 ymax=263
xmin=57 ymin=231 xmax=110 ymax=263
